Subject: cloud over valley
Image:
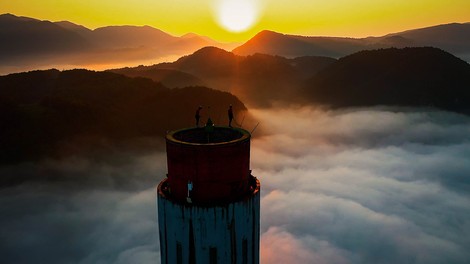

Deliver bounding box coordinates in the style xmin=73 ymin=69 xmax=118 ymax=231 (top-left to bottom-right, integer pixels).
xmin=254 ymin=107 xmax=470 ymax=264
xmin=1 ymin=107 xmax=469 ymax=263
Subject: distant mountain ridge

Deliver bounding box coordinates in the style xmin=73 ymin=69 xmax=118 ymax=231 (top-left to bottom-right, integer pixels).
xmin=233 ymin=23 xmax=470 ymax=62
xmin=0 ymin=13 xmax=91 ymax=55
xmin=385 ymin=22 xmax=470 ymax=53
xmin=2 ymin=46 xmax=470 ymax=163
xmin=234 ymin=30 xmax=364 ymax=58
xmin=114 ymin=46 xmax=470 ymax=113
xmin=111 ymin=46 xmax=337 ymax=107
xmin=2 ymin=13 xmax=470 ymax=74
xmin=0 ymin=13 xmax=238 ymax=74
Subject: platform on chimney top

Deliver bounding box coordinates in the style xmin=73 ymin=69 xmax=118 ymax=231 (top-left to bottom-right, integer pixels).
xmin=167 ymin=126 xmax=250 ymax=145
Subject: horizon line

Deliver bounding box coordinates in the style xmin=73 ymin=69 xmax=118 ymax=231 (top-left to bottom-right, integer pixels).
xmin=2 ymin=12 xmax=469 ymax=43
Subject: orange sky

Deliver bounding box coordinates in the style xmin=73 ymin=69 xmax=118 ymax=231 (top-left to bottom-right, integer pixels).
xmin=1 ymin=0 xmax=469 ymax=42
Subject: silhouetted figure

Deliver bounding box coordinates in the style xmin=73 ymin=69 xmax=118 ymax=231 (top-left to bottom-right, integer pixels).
xmin=205 ymin=117 xmax=214 ymax=142
xmin=228 ymin=105 xmax=234 ymax=127
xmin=195 ymin=106 xmax=202 ymax=127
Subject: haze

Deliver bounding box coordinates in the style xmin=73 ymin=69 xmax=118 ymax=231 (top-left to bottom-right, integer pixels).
xmin=1 ymin=0 xmax=470 ymax=41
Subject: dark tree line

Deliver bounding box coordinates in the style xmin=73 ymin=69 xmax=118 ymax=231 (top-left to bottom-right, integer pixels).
xmin=0 ymin=69 xmax=246 ymax=164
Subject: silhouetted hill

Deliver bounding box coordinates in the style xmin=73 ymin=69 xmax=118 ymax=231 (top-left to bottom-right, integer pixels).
xmin=0 ymin=13 xmax=237 ymax=74
xmin=110 ymin=68 xmax=205 ymax=88
xmin=233 ymin=30 xmax=364 ymax=58
xmin=0 ymin=69 xmax=247 ymax=163
xmin=0 ymin=13 xmax=91 ymax=58
xmin=305 ymin=47 xmax=470 ymax=112
xmin=110 ymin=47 xmax=470 ymax=111
xmin=233 ymin=23 xmax=470 ymax=62
xmin=55 ymin=22 xmax=204 ymax=52
xmin=91 ymin=25 xmax=176 ymax=49
xmin=385 ymin=23 xmax=470 ymax=54
xmin=288 ymin=56 xmax=339 ymax=79
xmin=125 ymin=47 xmax=336 ymax=107
xmin=165 ymin=47 xmax=239 ymax=80
xmin=55 ymin=20 xmax=93 ymax=37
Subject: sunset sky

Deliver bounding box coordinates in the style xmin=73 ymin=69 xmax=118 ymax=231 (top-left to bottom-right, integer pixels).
xmin=1 ymin=0 xmax=469 ymax=42
xmin=2 ymin=1 xmax=470 ymax=263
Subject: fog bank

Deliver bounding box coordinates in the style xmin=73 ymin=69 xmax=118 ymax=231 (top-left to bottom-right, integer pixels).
xmin=1 ymin=106 xmax=469 ymax=263
xmin=254 ymin=107 xmax=470 ymax=264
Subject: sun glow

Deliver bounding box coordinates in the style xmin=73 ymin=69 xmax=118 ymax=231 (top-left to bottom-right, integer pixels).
xmin=216 ymin=0 xmax=260 ymax=33
xmin=1 ymin=0 xmax=470 ymax=42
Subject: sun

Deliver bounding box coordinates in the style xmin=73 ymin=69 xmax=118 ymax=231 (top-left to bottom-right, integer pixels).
xmin=216 ymin=0 xmax=259 ymax=33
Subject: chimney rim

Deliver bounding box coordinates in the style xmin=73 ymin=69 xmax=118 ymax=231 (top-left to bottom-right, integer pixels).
xmin=166 ymin=126 xmax=251 ymax=146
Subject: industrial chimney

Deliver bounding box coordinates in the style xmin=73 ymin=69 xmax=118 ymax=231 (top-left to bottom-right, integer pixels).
xmin=157 ymin=125 xmax=260 ymax=264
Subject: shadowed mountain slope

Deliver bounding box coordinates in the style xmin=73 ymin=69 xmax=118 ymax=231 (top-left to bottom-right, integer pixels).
xmin=0 ymin=69 xmax=246 ymax=163
xmin=385 ymin=23 xmax=470 ymax=54
xmin=110 ymin=68 xmax=205 ymax=88
xmin=233 ymin=30 xmax=364 ymax=58
xmin=117 ymin=47 xmax=336 ymax=107
xmin=233 ymin=23 xmax=470 ymax=62
xmin=305 ymin=47 xmax=470 ymax=113
xmin=0 ymin=13 xmax=237 ymax=74
xmin=111 ymin=46 xmax=470 ymax=113
xmin=0 ymin=13 xmax=91 ymax=57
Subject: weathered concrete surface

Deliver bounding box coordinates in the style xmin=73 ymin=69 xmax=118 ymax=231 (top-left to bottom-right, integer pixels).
xmin=157 ymin=178 xmax=260 ymax=264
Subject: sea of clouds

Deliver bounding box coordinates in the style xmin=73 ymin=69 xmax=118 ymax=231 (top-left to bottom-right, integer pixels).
xmin=254 ymin=107 xmax=470 ymax=264
xmin=1 ymin=106 xmax=469 ymax=264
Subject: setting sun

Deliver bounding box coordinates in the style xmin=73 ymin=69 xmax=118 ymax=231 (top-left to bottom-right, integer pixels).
xmin=216 ymin=0 xmax=259 ymax=33
xmin=1 ymin=0 xmax=470 ymax=41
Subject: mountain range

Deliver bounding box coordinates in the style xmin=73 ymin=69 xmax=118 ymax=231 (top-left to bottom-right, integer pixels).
xmin=305 ymin=47 xmax=470 ymax=113
xmin=1 ymin=13 xmax=470 ymax=75
xmin=0 ymin=13 xmax=238 ymax=74
xmin=2 ymin=12 xmax=470 ymax=162
xmin=2 ymin=47 xmax=469 ymax=165
xmin=111 ymin=47 xmax=336 ymax=107
xmin=233 ymin=23 xmax=470 ymax=62
xmin=113 ymin=46 xmax=470 ymax=113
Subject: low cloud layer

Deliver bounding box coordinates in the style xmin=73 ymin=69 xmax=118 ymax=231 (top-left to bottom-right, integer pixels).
xmin=1 ymin=106 xmax=469 ymax=263
xmin=253 ymin=107 xmax=470 ymax=264
xmin=0 ymin=153 xmax=167 ymax=264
